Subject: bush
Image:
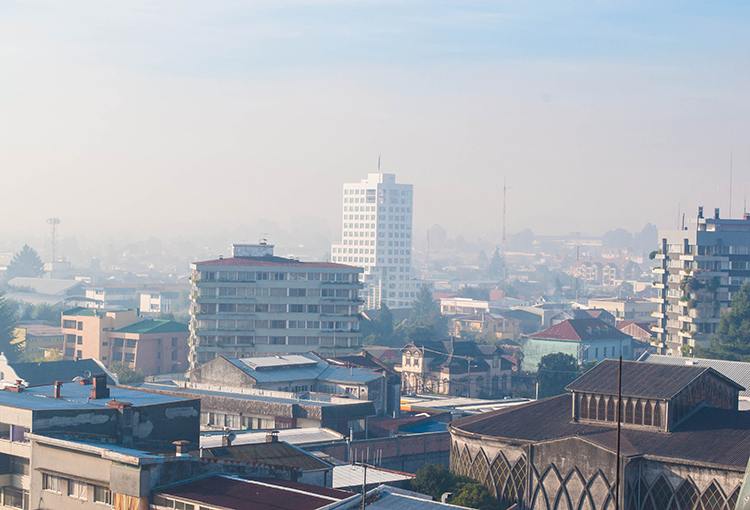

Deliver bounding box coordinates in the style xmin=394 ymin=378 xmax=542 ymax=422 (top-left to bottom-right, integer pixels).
xmin=109 ymin=363 xmax=144 ymax=384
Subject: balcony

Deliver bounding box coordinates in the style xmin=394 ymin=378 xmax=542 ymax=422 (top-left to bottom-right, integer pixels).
xmin=652 ymin=268 xmax=666 ymax=275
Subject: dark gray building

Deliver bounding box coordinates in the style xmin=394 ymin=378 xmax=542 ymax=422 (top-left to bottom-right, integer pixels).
xmin=449 ymin=359 xmax=748 ymax=510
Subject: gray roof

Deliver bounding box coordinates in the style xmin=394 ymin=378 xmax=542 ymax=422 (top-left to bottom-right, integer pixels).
xmin=566 ymin=359 xmax=745 ymax=399
xmin=228 ymin=353 xmax=382 ymax=385
xmin=9 ymin=359 xmax=117 ymax=386
xmin=7 ymin=278 xmax=84 ymax=296
xmin=360 ymin=486 xmax=472 ymax=509
xmin=332 ymin=465 xmax=412 ymax=490
xmin=640 ymin=353 xmax=750 ymax=397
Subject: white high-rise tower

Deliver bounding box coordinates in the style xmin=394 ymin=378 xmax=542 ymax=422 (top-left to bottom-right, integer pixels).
xmin=332 ymin=173 xmax=424 ymax=309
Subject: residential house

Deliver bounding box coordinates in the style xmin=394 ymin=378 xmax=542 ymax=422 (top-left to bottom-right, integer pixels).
xmin=587 ymin=298 xmax=657 ymax=322
xmin=11 ymin=325 xmax=63 ymax=358
xmin=400 ymin=339 xmax=513 ymax=398
xmin=451 ymin=313 xmax=521 ymax=342
xmin=519 ymin=318 xmax=635 ymax=372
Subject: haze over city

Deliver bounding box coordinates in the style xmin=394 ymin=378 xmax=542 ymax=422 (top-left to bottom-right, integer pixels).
xmin=3 ymin=1 xmax=750 ymax=245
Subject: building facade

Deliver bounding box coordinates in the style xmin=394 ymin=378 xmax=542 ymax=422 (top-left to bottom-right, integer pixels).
xmin=519 ymin=318 xmax=636 ymax=372
xmin=330 ymin=173 xmax=423 ymax=309
xmin=652 ymin=207 xmax=750 ymax=355
xmin=12 ymin=325 xmax=63 ymax=358
xmin=60 ymin=308 xmax=188 ymax=376
xmin=189 ymin=243 xmax=363 ymax=367
xmin=400 ymin=340 xmax=513 ymax=398
xmin=448 ymin=360 xmax=748 ymax=510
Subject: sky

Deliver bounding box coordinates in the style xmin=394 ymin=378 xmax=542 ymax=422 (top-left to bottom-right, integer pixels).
xmin=2 ymin=0 xmax=750 ymax=245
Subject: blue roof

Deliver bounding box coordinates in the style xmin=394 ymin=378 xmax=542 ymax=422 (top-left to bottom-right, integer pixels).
xmin=228 ymin=353 xmax=381 ymax=385
xmin=0 ymin=383 xmax=190 ymax=412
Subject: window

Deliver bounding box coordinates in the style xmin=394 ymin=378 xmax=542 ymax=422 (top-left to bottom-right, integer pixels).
xmin=68 ymin=479 xmax=87 ymax=499
xmin=114 ymin=338 xmax=124 ymax=347
xmin=43 ymin=473 xmax=62 ymax=493
xmin=93 ymin=486 xmax=112 ymax=506
xmin=124 ymin=353 xmax=135 ymax=363
xmin=77 ymin=322 xmax=83 ymax=330
xmin=172 ymin=337 xmax=178 ymax=347
xmin=126 ymin=339 xmax=136 ymax=348
xmin=2 ymin=487 xmax=27 ymax=510
xmin=289 ymin=304 xmax=305 ymax=313
xmin=63 ymin=320 xmax=76 ymax=329
xmin=112 ymin=352 xmax=122 ymax=361
xmin=76 ymin=350 xmax=82 ymax=358
xmin=10 ymin=457 xmax=28 ymax=476
xmin=171 ymin=350 xmax=178 ymax=361
xmin=77 ymin=336 xmax=83 ymax=345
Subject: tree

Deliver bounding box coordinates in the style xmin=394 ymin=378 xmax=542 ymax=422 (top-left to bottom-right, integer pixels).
xmin=410 ymin=285 xmax=441 ymax=327
xmin=451 ymin=481 xmax=507 ymax=510
xmin=109 ymin=362 xmax=145 ymax=384
xmin=698 ymin=282 xmax=750 ymax=361
xmin=0 ymin=294 xmax=20 ymax=361
xmin=409 ymin=464 xmax=454 ymax=501
xmin=487 ymin=248 xmax=503 ymax=280
xmin=537 ymin=352 xmax=578 ymax=398
xmin=459 ymin=286 xmax=490 ymax=301
xmin=4 ymin=245 xmax=44 ymax=281
xmin=616 ymin=281 xmax=634 ymax=300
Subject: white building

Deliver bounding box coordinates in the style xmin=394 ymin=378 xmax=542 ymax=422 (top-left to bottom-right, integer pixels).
xmin=331 ymin=173 xmax=424 ymax=309
xmin=189 ymin=243 xmax=363 ymax=367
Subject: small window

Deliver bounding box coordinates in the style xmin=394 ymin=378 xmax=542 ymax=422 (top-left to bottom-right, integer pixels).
xmin=43 ymin=473 xmax=62 ymax=493
xmin=68 ymin=479 xmax=87 ymax=499
xmin=93 ymin=486 xmax=112 ymax=505
xmin=126 ymin=339 xmax=136 ymax=348
xmin=124 ymin=353 xmax=135 ymax=363
xmin=171 ymin=337 xmax=178 ymax=347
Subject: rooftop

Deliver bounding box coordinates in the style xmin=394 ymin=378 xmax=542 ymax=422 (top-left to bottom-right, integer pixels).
xmin=566 ymin=359 xmax=745 ymax=399
xmin=114 ymin=319 xmax=188 ymax=335
xmin=227 ymin=353 xmax=382 ymax=385
xmin=4 ymin=358 xmax=117 ymax=386
xmin=7 ymin=277 xmax=83 ymax=296
xmin=201 ymin=427 xmax=344 ymax=449
xmin=639 ymin=354 xmax=750 ymax=398
xmin=450 ymin=393 xmax=750 ymax=469
xmin=193 ymin=441 xmax=332 ymax=471
xmin=358 ymin=486 xmax=470 ymax=510
xmin=332 ymin=465 xmax=412 ymax=490
xmin=156 ymin=475 xmax=353 ymax=510
xmin=530 ymin=318 xmax=631 ymax=342
xmin=14 ymin=324 xmax=62 ymax=337
xmin=192 ymin=256 xmax=359 ymax=270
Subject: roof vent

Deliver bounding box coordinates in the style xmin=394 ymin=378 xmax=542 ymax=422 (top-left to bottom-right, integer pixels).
xmin=266 ymin=430 xmax=279 ymax=443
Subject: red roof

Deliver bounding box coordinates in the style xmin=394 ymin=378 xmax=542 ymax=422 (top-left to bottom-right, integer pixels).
xmin=532 ymin=318 xmax=630 ymax=342
xmin=158 ymin=475 xmax=352 ymax=510
xmin=193 ymin=256 xmax=358 ymax=269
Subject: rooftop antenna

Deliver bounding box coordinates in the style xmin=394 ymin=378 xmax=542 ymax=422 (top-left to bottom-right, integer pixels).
xmin=502 ymin=178 xmax=512 ymax=314
xmin=46 ymin=218 xmax=60 ymax=263
xmin=259 ymin=233 xmax=269 ymax=245
xmin=730 ymin=150 xmax=733 ymax=219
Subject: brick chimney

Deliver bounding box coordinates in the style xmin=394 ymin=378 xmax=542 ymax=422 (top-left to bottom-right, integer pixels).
xmin=53 ymin=381 xmax=63 ymax=399
xmin=90 ymin=374 xmax=110 ymax=400
xmin=173 ymin=440 xmax=190 ymax=457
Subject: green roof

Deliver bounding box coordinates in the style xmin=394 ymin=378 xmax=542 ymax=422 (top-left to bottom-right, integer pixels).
xmin=62 ymin=307 xmax=136 ymax=318
xmin=113 ymin=320 xmax=188 ymax=335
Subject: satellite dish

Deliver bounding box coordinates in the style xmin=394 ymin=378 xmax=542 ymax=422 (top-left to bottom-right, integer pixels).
xmin=227 ymin=431 xmax=236 ymax=442
xmin=83 ymin=370 xmax=92 ymax=379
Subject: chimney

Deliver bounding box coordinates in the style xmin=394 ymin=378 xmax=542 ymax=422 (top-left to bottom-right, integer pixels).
xmin=715 ymin=207 xmax=720 ymax=219
xmin=222 ymin=429 xmax=234 ymax=447
xmin=698 ymin=206 xmax=704 ymax=219
xmin=266 ymin=430 xmax=279 ymax=443
xmin=91 ymin=374 xmax=110 ymax=400
xmin=6 ymin=380 xmax=24 ymax=393
xmin=54 ymin=381 xmax=63 ymax=398
xmin=173 ymin=440 xmax=190 ymax=456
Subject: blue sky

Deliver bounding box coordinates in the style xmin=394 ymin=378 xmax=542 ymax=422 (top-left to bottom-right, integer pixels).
xmin=2 ymin=1 xmax=750 ymax=241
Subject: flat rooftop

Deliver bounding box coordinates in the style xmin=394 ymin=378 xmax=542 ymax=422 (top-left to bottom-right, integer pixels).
xmin=156 ymin=475 xmax=353 ymax=510
xmin=201 ymin=428 xmax=344 ymax=448
xmin=0 ymin=383 xmax=191 ymax=411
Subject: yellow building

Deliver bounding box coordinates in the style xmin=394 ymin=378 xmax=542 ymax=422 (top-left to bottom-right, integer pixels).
xmin=452 ymin=313 xmax=521 ymax=342
xmin=13 ymin=324 xmax=64 ymax=357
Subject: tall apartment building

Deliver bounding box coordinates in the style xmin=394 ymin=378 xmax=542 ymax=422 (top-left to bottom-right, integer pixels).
xmin=330 ymin=173 xmax=425 ymax=309
xmin=652 ymin=206 xmax=750 ymax=355
xmin=189 ymin=243 xmax=363 ymax=367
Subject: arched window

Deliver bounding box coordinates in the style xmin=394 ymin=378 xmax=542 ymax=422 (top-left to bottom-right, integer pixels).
xmin=653 ymin=403 xmax=662 ymax=427
xmin=625 ymin=399 xmax=634 ymax=423
xmin=475 ymin=376 xmax=484 ymax=389
xmin=597 ymin=395 xmax=606 ymax=420
xmin=606 ymin=397 xmax=615 ymax=421
xmin=501 ymin=374 xmax=508 ymax=390
xmin=589 ymin=395 xmax=598 ymax=419
xmin=634 ymin=400 xmax=643 ymax=424
xmin=580 ymin=395 xmax=589 ymax=419
xmin=644 ymin=401 xmax=653 ymax=425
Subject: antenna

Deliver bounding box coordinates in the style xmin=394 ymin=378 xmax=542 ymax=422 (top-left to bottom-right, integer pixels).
xmin=729 ymin=150 xmax=733 ymax=218
xmin=46 ymin=218 xmax=60 ymax=263
xmin=377 ymin=156 xmax=380 ymax=172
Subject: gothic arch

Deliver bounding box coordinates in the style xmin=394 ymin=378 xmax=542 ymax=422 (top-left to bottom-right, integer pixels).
xmin=699 ymin=480 xmax=726 ymax=510
xmin=468 ymin=448 xmax=490 ymax=484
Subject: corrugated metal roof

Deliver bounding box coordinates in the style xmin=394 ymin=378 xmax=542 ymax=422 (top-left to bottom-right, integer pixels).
xmin=201 ymin=427 xmax=344 ymax=448
xmin=566 ymin=359 xmax=744 ymax=399
xmin=332 ymin=465 xmax=412 ymax=489
xmin=362 ymin=486 xmax=472 ymax=509
xmin=641 ymin=354 xmax=750 ymax=397
xmin=228 ymin=353 xmax=381 ymax=385
xmin=194 ymin=441 xmax=332 ymax=471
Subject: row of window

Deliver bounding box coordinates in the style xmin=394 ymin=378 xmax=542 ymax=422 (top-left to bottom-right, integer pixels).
xmin=196 ymin=319 xmax=358 ymax=331
xmin=199 ymin=288 xmax=358 ymax=299
xmin=195 ymin=335 xmax=359 ymax=347
xmin=43 ymin=473 xmax=112 ymax=505
xmin=198 ymin=271 xmax=355 ymax=282
xmin=334 ymin=256 xmax=411 ymax=265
